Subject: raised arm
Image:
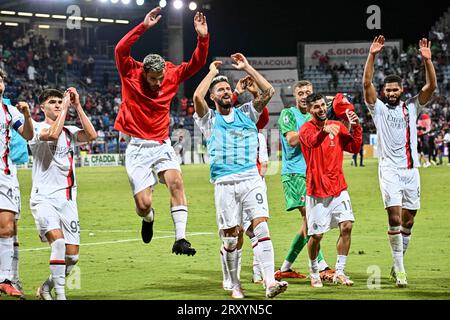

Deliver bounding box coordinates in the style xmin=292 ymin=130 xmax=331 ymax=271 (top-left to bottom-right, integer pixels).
xmin=193 ymin=61 xmax=222 ymax=118
xmin=178 ymin=12 xmax=210 ymax=82
xmin=15 ymin=102 xmax=34 ymax=140
xmin=67 ymin=87 xmax=97 ymax=143
xmin=115 ymin=7 xmax=162 ymax=75
xmin=418 ymin=38 xmax=437 ymax=106
xmin=38 ymin=91 xmax=70 ymax=141
xmin=363 ymin=35 xmax=385 ymax=105
xmin=230 ymin=53 xmax=274 ymax=113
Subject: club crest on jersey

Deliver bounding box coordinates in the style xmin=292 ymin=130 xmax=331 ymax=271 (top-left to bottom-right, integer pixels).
xmin=283 ymin=116 xmax=289 ymax=124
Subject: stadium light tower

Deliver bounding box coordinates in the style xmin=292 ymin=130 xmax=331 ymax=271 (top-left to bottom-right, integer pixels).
xmin=111 ymin=0 xmax=119 ymax=4
xmin=173 ymin=0 xmax=183 ymax=10
xmin=159 ymin=0 xmax=167 ymax=8
xmin=136 ymin=0 xmax=145 ymax=5
xmin=121 ymin=0 xmax=131 ymax=4
xmin=188 ymin=2 xmax=197 ymax=11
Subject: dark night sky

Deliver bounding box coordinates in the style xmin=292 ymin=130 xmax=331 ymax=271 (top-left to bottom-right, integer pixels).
xmin=18 ymin=0 xmax=446 ymax=95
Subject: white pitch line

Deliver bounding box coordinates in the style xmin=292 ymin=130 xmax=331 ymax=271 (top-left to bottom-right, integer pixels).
xmin=20 ymin=232 xmax=214 ymax=252
xmin=18 ymin=227 xmax=174 ymax=234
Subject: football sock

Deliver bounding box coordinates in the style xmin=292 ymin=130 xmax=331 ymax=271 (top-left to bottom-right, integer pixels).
xmin=253 ymin=222 xmax=276 ymax=287
xmin=171 ymin=206 xmax=187 ymax=241
xmin=49 ymin=239 xmax=66 ymax=300
xmin=0 ymin=237 xmax=13 ymax=282
xmin=335 ymin=255 xmax=348 ymax=275
xmin=388 ymin=226 xmax=405 ymax=273
xmin=400 ymin=226 xmax=411 ymax=255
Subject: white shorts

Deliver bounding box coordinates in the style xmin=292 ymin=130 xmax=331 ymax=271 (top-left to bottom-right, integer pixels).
xmin=125 ymin=141 xmax=181 ymax=195
xmin=306 ymin=190 xmax=355 ymax=236
xmin=30 ymin=196 xmax=80 ymax=245
xmin=379 ymin=167 xmax=420 ymax=210
xmin=0 ymin=184 xmax=21 ymax=217
xmin=215 ymin=176 xmax=269 ymax=231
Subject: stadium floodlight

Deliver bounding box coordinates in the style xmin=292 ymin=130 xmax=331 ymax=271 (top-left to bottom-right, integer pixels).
xmin=100 ymin=0 xmax=108 ymax=3
xmin=5 ymin=22 xmax=19 ymax=26
xmin=173 ymin=0 xmax=183 ymax=10
xmin=116 ymin=19 xmax=130 ymax=24
xmin=111 ymin=0 xmax=119 ymax=3
xmin=38 ymin=25 xmax=50 ymax=29
xmin=159 ymin=0 xmax=167 ymax=8
xmin=136 ymin=0 xmax=145 ymax=5
xmin=100 ymin=18 xmax=115 ymax=23
xmin=18 ymin=12 xmax=33 ymax=17
xmin=52 ymin=15 xmax=67 ymax=19
xmin=188 ymin=1 xmax=197 ymax=11
xmin=1 ymin=11 xmax=16 ymax=15
xmin=121 ymin=0 xmax=131 ymax=4
xmin=85 ymin=17 xmax=99 ymax=22
xmin=35 ymin=13 xmax=51 ymax=18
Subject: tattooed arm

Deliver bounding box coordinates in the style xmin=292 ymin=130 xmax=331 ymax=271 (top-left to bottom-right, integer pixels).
xmin=230 ymin=52 xmax=274 ymax=113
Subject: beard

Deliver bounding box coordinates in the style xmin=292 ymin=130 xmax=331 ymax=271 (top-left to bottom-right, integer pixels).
xmin=386 ymin=96 xmax=401 ymax=107
xmin=217 ymin=97 xmax=232 ymax=109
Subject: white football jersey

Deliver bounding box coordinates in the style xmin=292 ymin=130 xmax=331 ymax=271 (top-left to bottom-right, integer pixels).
xmin=29 ymin=122 xmax=81 ymax=199
xmin=0 ymin=102 xmax=24 ymax=184
xmin=367 ymin=96 xmax=422 ymax=169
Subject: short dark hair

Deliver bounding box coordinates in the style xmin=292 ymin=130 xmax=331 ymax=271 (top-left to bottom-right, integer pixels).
xmin=143 ymin=54 xmax=166 ymax=73
xmin=293 ymin=80 xmax=313 ymax=93
xmin=38 ymin=89 xmax=64 ymax=104
xmin=0 ymin=68 xmax=7 ymax=81
xmin=306 ymin=93 xmax=326 ymax=105
xmin=209 ymin=75 xmax=229 ymax=93
xmin=384 ymin=74 xmax=402 ymax=86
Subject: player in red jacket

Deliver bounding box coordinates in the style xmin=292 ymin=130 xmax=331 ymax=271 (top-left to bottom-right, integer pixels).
xmin=299 ymin=93 xmax=362 ymax=288
xmin=114 ymin=6 xmax=209 ymax=256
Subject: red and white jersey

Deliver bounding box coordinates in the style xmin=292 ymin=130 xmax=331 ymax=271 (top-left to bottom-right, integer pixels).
xmin=29 ymin=122 xmax=81 ymax=200
xmin=367 ymin=96 xmax=422 ymax=169
xmin=0 ymin=102 xmax=24 ymax=182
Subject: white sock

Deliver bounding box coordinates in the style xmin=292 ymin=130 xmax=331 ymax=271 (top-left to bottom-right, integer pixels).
xmin=318 ymin=259 xmax=329 ymax=271
xmin=253 ymin=222 xmax=276 ymax=287
xmin=171 ymin=205 xmax=187 ymax=240
xmin=388 ymin=226 xmax=405 ymax=273
xmin=237 ymin=248 xmax=242 ymax=281
xmin=0 ymin=237 xmax=14 ymax=282
xmin=220 ymin=245 xmax=230 ymax=285
xmin=50 ymin=239 xmax=66 ymax=300
xmin=222 ymin=237 xmax=239 ymax=288
xmin=280 ymin=260 xmax=293 ymax=272
xmin=335 ymin=255 xmax=348 ymax=275
xmin=12 ymin=236 xmax=19 ymax=282
xmin=309 ymin=257 xmax=319 ymax=276
xmin=250 ymin=236 xmax=263 ymax=279
xmin=65 ymin=255 xmax=79 ymax=277
xmin=400 ymin=226 xmax=411 ymax=256
xmin=142 ymin=208 xmax=154 ymax=223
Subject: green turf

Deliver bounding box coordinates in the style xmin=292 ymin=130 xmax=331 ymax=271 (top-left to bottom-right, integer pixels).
xmin=9 ymin=158 xmax=450 ymax=300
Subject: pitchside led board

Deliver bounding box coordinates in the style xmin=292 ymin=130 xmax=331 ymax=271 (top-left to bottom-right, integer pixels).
xmin=297 ymin=40 xmax=403 ymax=69
xmin=214 ymin=57 xmax=299 ymax=126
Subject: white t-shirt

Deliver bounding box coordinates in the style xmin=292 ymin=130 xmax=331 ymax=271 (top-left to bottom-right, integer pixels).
xmin=0 ymin=103 xmax=24 ymax=182
xmin=366 ymin=95 xmax=424 ymax=169
xmin=29 ymin=121 xmax=81 ymax=199
xmin=194 ymin=102 xmax=261 ymax=184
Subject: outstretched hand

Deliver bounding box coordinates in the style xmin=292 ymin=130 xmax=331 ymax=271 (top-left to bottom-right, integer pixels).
xmin=323 ymin=123 xmax=340 ymax=137
xmin=194 ymin=12 xmax=208 ymax=37
xmin=209 ymin=60 xmax=222 ymax=75
xmin=419 ymin=38 xmax=432 ymax=60
xmin=143 ymin=7 xmax=162 ymax=29
xmin=370 ymin=35 xmax=385 ymax=55
xmin=230 ymin=53 xmax=249 ymax=70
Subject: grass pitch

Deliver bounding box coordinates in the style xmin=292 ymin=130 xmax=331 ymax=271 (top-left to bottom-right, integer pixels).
xmin=10 ymin=158 xmax=450 ymax=300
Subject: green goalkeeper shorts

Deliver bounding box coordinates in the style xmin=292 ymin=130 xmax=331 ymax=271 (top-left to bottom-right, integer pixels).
xmin=281 ymin=173 xmax=307 ymax=211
